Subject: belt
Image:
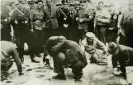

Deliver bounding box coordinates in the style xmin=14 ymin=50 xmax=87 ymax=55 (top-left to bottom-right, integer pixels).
xmin=18 ymin=20 xmax=28 ymax=24
xmin=34 ymin=20 xmax=43 ymax=22
xmin=1 ymin=18 xmax=8 ymax=22
xmin=47 ymin=17 xmax=57 ymax=19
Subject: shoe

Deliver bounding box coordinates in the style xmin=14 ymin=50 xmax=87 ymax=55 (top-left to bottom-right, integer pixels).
xmin=52 ymin=75 xmax=66 ymax=80
xmin=20 ymin=58 xmax=24 ymax=63
xmin=36 ymin=54 xmax=41 ymax=57
xmin=74 ymin=76 xmax=82 ymax=80
xmin=31 ymin=59 xmax=40 ymax=63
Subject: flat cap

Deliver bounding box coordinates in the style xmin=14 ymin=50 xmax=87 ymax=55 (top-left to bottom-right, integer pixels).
xmin=27 ymin=0 xmax=34 ymax=4
xmin=86 ymin=32 xmax=95 ymax=39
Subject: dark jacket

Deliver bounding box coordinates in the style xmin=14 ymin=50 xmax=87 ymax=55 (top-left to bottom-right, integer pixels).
xmin=44 ymin=6 xmax=58 ymax=30
xmin=52 ymin=40 xmax=87 ymax=66
xmin=113 ymin=45 xmax=133 ymax=66
xmin=120 ymin=10 xmax=133 ymax=47
xmin=45 ymin=37 xmax=87 ymax=66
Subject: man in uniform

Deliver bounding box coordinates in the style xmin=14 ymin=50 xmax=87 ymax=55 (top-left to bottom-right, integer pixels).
xmin=44 ymin=0 xmax=59 ymax=40
xmin=30 ymin=0 xmax=46 ymax=58
xmin=1 ymin=41 xmax=23 ymax=80
xmin=27 ymin=0 xmax=40 ymax=63
xmin=10 ymin=0 xmax=34 ymax=62
xmin=56 ymin=0 xmax=73 ymax=40
xmin=45 ymin=36 xmax=87 ymax=81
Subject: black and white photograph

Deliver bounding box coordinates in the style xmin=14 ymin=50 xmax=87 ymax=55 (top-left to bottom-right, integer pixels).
xmin=0 ymin=0 xmax=133 ymax=85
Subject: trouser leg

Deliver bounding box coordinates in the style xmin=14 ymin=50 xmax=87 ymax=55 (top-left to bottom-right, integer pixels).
xmin=72 ymin=61 xmax=86 ymax=80
xmin=1 ymin=59 xmax=13 ymax=73
xmin=53 ymin=53 xmax=65 ymax=76
xmin=16 ymin=31 xmax=25 ymax=62
xmin=112 ymin=55 xmax=118 ymax=68
xmin=120 ymin=65 xmax=126 ymax=78
xmin=99 ymin=26 xmax=107 ymax=44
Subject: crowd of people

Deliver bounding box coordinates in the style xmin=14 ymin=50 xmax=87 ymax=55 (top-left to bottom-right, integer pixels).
xmin=1 ymin=0 xmax=133 ymax=83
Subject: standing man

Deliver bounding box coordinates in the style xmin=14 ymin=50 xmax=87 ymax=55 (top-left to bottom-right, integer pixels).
xmin=10 ymin=0 xmax=30 ymax=62
xmin=120 ymin=1 xmax=133 ymax=48
xmin=94 ymin=1 xmax=111 ymax=44
xmin=43 ymin=0 xmax=59 ymax=64
xmin=30 ymin=0 xmax=46 ymax=57
xmin=1 ymin=3 xmax=12 ymax=41
xmin=56 ymin=0 xmax=73 ymax=40
xmin=76 ymin=1 xmax=93 ymax=44
xmin=44 ymin=0 xmax=59 ymax=40
xmin=27 ymin=0 xmax=40 ymax=63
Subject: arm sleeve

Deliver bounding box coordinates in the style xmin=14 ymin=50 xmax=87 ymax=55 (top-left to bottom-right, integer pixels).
xmin=123 ymin=49 xmax=131 ymax=66
xmin=29 ymin=9 xmax=34 ymax=29
xmin=10 ymin=10 xmax=18 ymax=28
xmin=51 ymin=42 xmax=65 ymax=55
xmin=96 ymin=39 xmax=107 ymax=52
xmin=11 ymin=48 xmax=22 ymax=73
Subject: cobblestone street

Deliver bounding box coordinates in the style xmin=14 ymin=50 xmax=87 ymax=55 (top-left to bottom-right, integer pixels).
xmin=1 ymin=54 xmax=128 ymax=85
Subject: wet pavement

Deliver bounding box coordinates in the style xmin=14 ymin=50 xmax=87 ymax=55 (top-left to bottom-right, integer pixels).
xmin=1 ymin=54 xmax=128 ymax=85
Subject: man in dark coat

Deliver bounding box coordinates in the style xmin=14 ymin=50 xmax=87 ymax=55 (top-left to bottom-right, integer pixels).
xmin=45 ymin=36 xmax=87 ymax=80
xmin=108 ymin=42 xmax=133 ymax=78
xmin=44 ymin=0 xmax=59 ymax=37
xmin=119 ymin=1 xmax=133 ymax=48
xmin=10 ymin=0 xmax=30 ymax=62
xmin=56 ymin=0 xmax=73 ymax=40
xmin=1 ymin=4 xmax=11 ymax=41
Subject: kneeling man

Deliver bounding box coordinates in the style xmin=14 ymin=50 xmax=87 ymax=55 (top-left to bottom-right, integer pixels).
xmin=108 ymin=42 xmax=133 ymax=78
xmin=45 ymin=36 xmax=88 ymax=80
xmin=1 ymin=41 xmax=23 ymax=79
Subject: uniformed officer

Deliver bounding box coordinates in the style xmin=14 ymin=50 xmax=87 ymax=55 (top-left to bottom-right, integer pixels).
xmin=44 ymin=0 xmax=59 ymax=39
xmin=56 ymin=0 xmax=73 ymax=40
xmin=10 ymin=0 xmax=31 ymax=62
xmin=27 ymin=0 xmax=40 ymax=63
xmin=30 ymin=0 xmax=46 ymax=57
xmin=69 ymin=1 xmax=80 ymax=42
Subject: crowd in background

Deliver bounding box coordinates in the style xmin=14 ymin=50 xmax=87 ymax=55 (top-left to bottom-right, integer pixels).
xmin=1 ymin=0 xmax=133 ymax=82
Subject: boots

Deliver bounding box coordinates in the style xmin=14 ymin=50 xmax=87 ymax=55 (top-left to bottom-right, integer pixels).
xmin=30 ymin=54 xmax=40 ymax=63
xmin=52 ymin=74 xmax=66 ymax=80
